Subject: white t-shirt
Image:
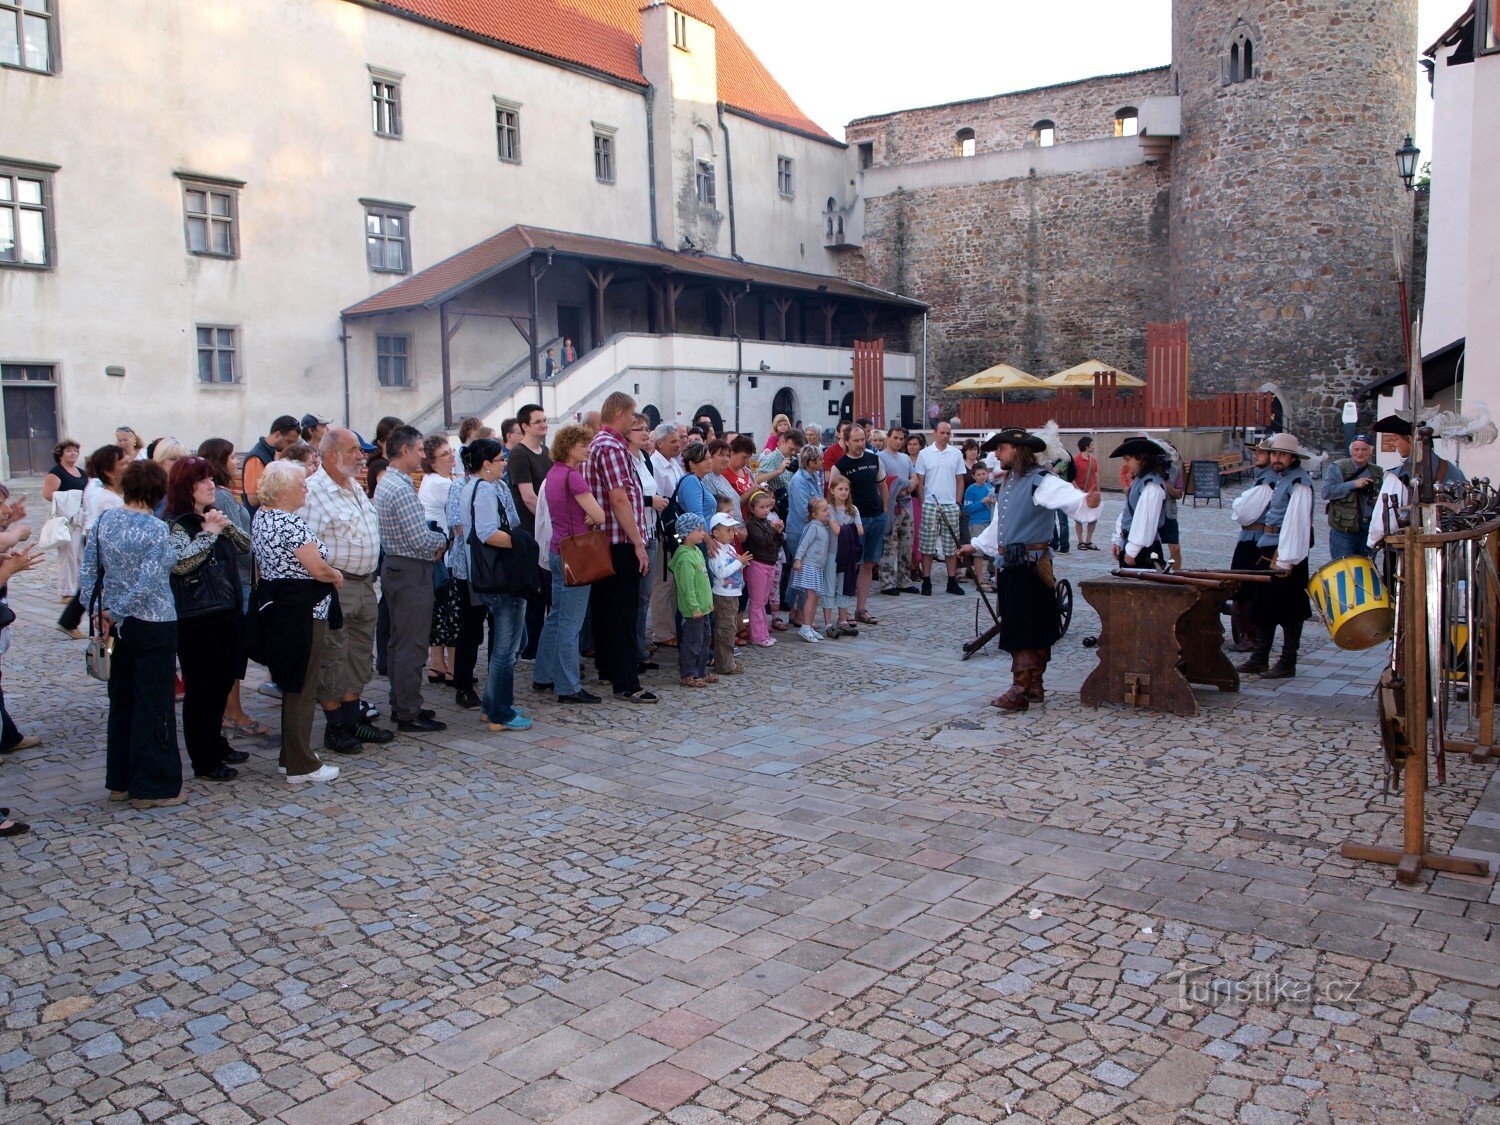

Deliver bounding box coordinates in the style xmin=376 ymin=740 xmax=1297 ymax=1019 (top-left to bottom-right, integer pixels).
xmin=418 ymin=473 xmax=454 ymax=528
xmin=914 ymin=445 xmax=966 ymax=505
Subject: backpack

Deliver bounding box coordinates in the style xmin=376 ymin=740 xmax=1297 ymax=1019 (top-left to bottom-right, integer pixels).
xmin=1060 ymin=455 xmax=1077 ymax=484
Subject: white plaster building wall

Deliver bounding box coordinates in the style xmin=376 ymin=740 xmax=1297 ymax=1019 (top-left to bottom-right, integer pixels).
xmin=1462 ymin=47 xmax=1500 ymax=483
xmin=1 ymin=0 xmax=652 ymax=457
xmin=642 ymin=4 xmax=724 ymax=256
xmin=721 ymin=114 xmax=846 ymax=273
xmin=1422 ymin=43 xmax=1475 ymax=354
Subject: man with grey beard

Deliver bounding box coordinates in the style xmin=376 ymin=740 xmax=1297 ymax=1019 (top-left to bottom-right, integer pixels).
xmin=304 ymin=429 xmax=395 ymax=752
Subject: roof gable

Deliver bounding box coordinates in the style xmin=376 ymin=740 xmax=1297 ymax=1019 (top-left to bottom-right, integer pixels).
xmin=359 ymin=0 xmax=831 ymax=140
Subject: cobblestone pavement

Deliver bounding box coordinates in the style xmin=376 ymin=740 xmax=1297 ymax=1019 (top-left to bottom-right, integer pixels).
xmin=1 ymin=489 xmax=1497 ymax=1123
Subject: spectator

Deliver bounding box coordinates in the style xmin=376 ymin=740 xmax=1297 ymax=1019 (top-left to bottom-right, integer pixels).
xmin=676 ymin=442 xmax=718 ymax=536
xmin=457 ymin=416 xmax=484 ymax=468
xmin=81 ymin=461 xmax=183 ymax=808
xmin=163 ymin=456 xmax=250 ymax=782
xmin=197 ymin=437 xmax=266 ymax=735
xmin=784 ymin=446 xmax=823 ymax=627
xmin=151 ymin=437 xmax=188 ymax=477
xmin=763 ymin=414 xmax=792 ymax=452
xmin=702 ymin=440 xmax=738 ymax=513
xmin=630 ymin=413 xmax=666 ymax=668
xmin=905 ymin=432 xmax=927 ymax=580
xmin=250 ymin=461 xmax=344 ymax=784
xmin=792 ymin=496 xmax=832 ymax=643
xmin=373 ymin=425 xmax=449 ymax=733
xmin=913 ymin=421 xmax=966 ymax=596
xmin=742 ymin=489 xmax=786 ymax=644
xmin=116 ymin=426 xmax=146 ymax=460
xmin=725 ymin=436 xmax=757 ymax=497
xmin=442 ymin=444 xmax=490 ymax=709
xmin=671 ymin=514 xmax=714 ymax=686
xmin=1 ymin=504 xmax=44 ymax=764
xmin=364 ymin=416 xmax=405 ymax=499
xmin=585 ymin=392 xmax=656 ymax=703
xmin=534 ymin=424 xmax=607 ymax=704
xmin=507 ymin=405 xmax=552 ymax=662
xmin=419 ymin=434 xmax=460 ymax=686
xmin=501 ymin=418 xmax=522 ymax=460
xmin=305 ymin=429 xmax=393 ymax=751
xmin=1072 ymin=437 xmax=1101 ymax=549
xmin=42 ymin=439 xmax=87 ymax=604
xmin=877 ymin=426 xmax=917 ymax=595
xmin=58 ymin=445 xmax=128 ymax=640
xmin=695 ymin=414 xmax=718 ymax=441
xmin=823 ymin=477 xmax=863 ymax=637
xmin=462 ymin=438 xmax=532 ymax=730
xmin=648 ymin=422 xmax=685 ymax=647
xmin=831 ymin=424 xmax=888 ymax=626
xmin=822 ymin=421 xmax=851 ymax=476
xmin=562 ymin=338 xmax=577 ymax=365
xmin=706 ymin=514 xmax=748 ymax=673
xmin=581 ymin=411 xmax=602 ymax=436
xmin=962 ymin=463 xmax=996 ymax=588
xmin=543 ymin=347 xmax=558 ymax=379
xmin=242 ymin=416 xmax=301 ymax=510
xmin=300 ymin=413 xmax=331 ymax=445
xmin=277 ymin=441 xmax=319 ymax=475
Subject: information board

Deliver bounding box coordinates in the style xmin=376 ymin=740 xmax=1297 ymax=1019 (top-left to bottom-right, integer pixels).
xmin=1190 ymin=459 xmax=1223 ymax=507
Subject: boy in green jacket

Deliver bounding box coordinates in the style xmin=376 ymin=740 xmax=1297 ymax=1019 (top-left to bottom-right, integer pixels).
xmin=670 ymin=514 xmax=715 ymax=686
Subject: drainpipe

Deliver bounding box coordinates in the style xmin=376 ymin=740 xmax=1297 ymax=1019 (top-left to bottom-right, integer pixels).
xmin=338 ymin=315 xmax=352 ymax=428
xmin=717 ymin=101 xmax=740 ymax=261
xmin=644 ymin=86 xmax=663 ymax=248
xmin=920 ymin=311 xmax=928 ymax=428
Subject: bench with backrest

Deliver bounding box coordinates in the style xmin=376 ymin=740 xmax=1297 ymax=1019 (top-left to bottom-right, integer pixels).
xmin=1217 ymin=453 xmax=1252 ymax=483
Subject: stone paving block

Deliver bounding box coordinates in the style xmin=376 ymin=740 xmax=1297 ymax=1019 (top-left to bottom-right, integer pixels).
xmin=365 ymin=1091 xmax=461 ymax=1125
xmin=715 ymin=1006 xmax=806 ymax=1052
xmin=614 ymin=1063 xmax=711 ymax=1113
xmin=498 ymin=1077 xmax=596 ymax=1121
xmin=421 ymin=1018 xmax=531 ymax=1072
xmin=847 ymin=931 xmax=935 ymax=972
xmin=360 ymin=1055 xmax=452 ymax=1101
xmin=635 ymin=1010 xmax=722 ymax=1050
xmin=566 ymin=997 xmax=654 ymax=1041
xmin=491 ymin=1027 xmax=603 ymax=1082
xmin=551 ymin=1091 xmax=656 ymax=1125
xmin=430 ymin=1064 xmax=524 ymax=1113
xmin=557 ymin=1034 xmax=673 ymax=1093
xmin=670 ymin=1035 xmax=759 ymax=1081
xmin=280 ymin=1083 xmax=392 ymax=1125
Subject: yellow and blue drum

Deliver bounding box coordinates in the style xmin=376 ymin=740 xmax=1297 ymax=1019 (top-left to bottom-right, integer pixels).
xmin=1308 ymin=557 xmax=1394 ymax=650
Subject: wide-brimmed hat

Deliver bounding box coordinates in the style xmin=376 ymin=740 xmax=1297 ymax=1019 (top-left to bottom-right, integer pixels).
xmin=1372 ymin=414 xmax=1414 ymax=437
xmin=1109 ymin=436 xmax=1168 ymax=459
xmin=979 ymin=428 xmax=1046 ymax=454
xmin=1256 ymin=433 xmax=1315 ymax=459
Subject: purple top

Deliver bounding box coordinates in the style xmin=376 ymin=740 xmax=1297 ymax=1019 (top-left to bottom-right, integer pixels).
xmin=544 ymin=462 xmax=592 ymax=553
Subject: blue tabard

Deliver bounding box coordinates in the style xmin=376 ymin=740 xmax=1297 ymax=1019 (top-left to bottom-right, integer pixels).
xmin=993 ymin=468 xmax=1058 ymax=559
xmin=1256 ymin=464 xmax=1313 ymax=550
xmin=1237 ymin=464 xmax=1276 ymax=543
xmin=1119 ymin=471 xmax=1166 ymax=547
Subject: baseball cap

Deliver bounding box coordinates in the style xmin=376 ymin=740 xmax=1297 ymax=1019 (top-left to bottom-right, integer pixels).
xmin=710 ymin=513 xmax=742 ymax=531
xmin=351 ymin=431 xmax=380 ymax=453
xmin=300 ymin=412 xmax=332 ymax=430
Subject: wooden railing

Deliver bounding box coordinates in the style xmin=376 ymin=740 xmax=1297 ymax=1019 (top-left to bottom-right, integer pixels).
xmin=957 ymin=390 xmax=1273 ymax=433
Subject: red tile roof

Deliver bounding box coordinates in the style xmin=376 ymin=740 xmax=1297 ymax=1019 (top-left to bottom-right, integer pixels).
xmin=342 ymin=224 xmax=925 ymax=318
xmin=362 ymin=0 xmax=833 ymax=140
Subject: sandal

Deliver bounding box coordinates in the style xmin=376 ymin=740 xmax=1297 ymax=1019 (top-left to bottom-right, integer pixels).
xmin=0 ymin=818 xmax=30 ymax=838
xmin=680 ymin=676 xmax=705 ymax=688
xmin=771 ymin=620 xmax=789 ymax=632
xmin=224 ymin=718 xmax=271 ymax=737
xmin=855 ymin=611 xmax=879 ymax=626
xmin=702 ymin=674 xmax=719 ymax=684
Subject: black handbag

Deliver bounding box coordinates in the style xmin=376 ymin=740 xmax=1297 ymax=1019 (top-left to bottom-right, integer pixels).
xmin=169 ymin=516 xmax=240 ymax=620
xmin=468 ymin=485 xmax=541 ymax=599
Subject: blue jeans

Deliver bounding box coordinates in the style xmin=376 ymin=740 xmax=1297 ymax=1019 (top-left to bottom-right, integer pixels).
xmin=479 ymin=592 xmax=526 ymax=723
xmin=534 ymin=554 xmax=590 ymax=696
xmin=1328 ymin=528 xmax=1370 ymax=560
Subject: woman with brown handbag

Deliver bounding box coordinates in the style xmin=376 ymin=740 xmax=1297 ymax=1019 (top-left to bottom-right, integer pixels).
xmin=533 ymin=425 xmax=608 ymax=704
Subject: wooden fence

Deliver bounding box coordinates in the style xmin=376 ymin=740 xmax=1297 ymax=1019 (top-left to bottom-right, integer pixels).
xmin=957 ymin=388 xmax=1274 ymax=432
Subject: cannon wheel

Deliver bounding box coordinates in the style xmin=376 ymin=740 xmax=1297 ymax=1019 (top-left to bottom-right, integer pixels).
xmin=1056 ymin=579 xmax=1073 ymax=638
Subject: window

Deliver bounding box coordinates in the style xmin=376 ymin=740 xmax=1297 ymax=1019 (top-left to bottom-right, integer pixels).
xmin=672 ymin=10 xmax=688 ymax=50
xmin=1031 ymin=120 xmax=1056 ymax=147
xmin=0 ymin=160 xmax=53 ymax=268
xmin=777 ymin=156 xmax=794 ymax=197
xmin=1 ymin=0 xmax=53 ymax=74
xmin=1225 ymin=26 xmax=1255 ymax=83
xmin=1114 ymin=108 xmax=1139 ymax=137
xmin=377 ymin=334 xmax=410 ymax=387
xmin=179 ymin=176 xmax=240 ymax=258
xmin=695 ymin=159 xmax=716 ymax=207
xmin=363 ymin=201 xmax=411 ymax=273
xmin=954 ymin=127 xmax=976 ymax=158
xmin=593 ymin=127 xmax=616 ymax=184
xmin=1483 ymin=0 xmax=1499 ymax=54
xmin=195 ymin=326 xmax=238 ymax=384
xmin=857 ymin=142 xmax=873 ymax=170
xmin=370 ymin=68 xmax=402 ymax=137
xmin=494 ymin=97 xmax=521 ymax=163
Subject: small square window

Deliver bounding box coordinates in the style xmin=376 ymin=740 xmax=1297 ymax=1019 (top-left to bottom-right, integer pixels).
xmin=377 ymin=334 xmax=411 ymax=387
xmin=594 ymin=132 xmax=615 ymax=184
xmin=196 ymin=325 xmax=238 ymax=384
xmin=857 ymin=142 xmax=873 ymax=170
xmin=363 ymin=202 xmax=412 ymax=273
xmin=0 ymin=0 xmax=54 ymax=74
xmin=180 ymin=178 xmax=240 ymax=258
xmin=495 ymin=102 xmax=521 ymax=163
xmin=0 ymin=161 xmax=54 ymax=269
xmin=371 ymin=73 xmax=402 ymax=138
xmin=777 ymin=156 xmax=794 ymax=197
xmin=695 ymin=159 xmax=715 ymax=207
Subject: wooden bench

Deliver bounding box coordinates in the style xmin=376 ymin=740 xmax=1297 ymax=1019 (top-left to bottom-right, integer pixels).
xmin=1217 ymin=454 xmax=1252 ymax=483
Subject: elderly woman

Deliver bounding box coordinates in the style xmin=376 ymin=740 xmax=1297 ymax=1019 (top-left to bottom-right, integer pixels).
xmin=115 ymin=426 xmax=146 ymax=460
xmin=419 ymin=434 xmax=460 ymax=685
xmin=462 ymin=438 xmax=532 ymax=732
xmin=164 ymin=456 xmax=251 ymax=782
xmin=250 ymin=460 xmax=344 ymax=785
xmin=533 ymin=425 xmax=608 ymax=704
xmin=763 ymin=413 xmax=792 ymax=452
xmin=80 ymin=461 xmax=184 ymax=809
xmin=42 ymin=439 xmax=87 ymax=602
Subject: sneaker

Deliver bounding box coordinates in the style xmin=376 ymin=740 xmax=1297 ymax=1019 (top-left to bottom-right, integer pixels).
xmin=556 ymin=690 xmax=601 ymax=704
xmin=946 ymin=577 xmax=965 ymax=596
xmin=286 ymin=764 xmax=340 ymax=784
xmin=193 ymin=765 xmax=239 ymax=781
xmin=352 ymin=722 xmax=396 ymax=744
xmin=486 ymin=714 xmax=534 ymax=731
xmin=323 ymin=725 xmax=363 ymax=755
xmin=397 ymin=716 xmax=447 ymax=733
xmin=921 ymin=577 xmax=932 ymax=596
xmin=799 ymin=625 xmax=823 ymax=643
xmin=256 ymin=681 xmax=283 ymax=700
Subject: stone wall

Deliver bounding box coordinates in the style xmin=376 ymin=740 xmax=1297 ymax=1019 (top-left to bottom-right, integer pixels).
xmin=1168 ymin=0 xmax=1420 ymax=445
xmin=847 ymin=67 xmax=1175 ymax=166
xmin=837 ymin=160 xmax=1172 ymax=417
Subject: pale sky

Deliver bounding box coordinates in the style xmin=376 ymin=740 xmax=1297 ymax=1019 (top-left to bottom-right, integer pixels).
xmin=719 ymin=0 xmax=1472 ymax=159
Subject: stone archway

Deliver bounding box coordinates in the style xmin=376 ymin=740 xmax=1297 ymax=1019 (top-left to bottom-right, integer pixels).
xmin=772 ymin=386 xmax=798 ymax=428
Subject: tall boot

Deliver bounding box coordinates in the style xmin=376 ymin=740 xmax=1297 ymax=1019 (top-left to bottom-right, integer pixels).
xmin=1024 ymin=649 xmax=1048 ymax=703
xmin=991 ymin=651 xmax=1031 ymax=711
xmin=1263 ymin=621 xmax=1301 ymax=679
xmin=1237 ymin=632 xmax=1273 ymax=675
xmin=1228 ymin=604 xmax=1259 ymax=652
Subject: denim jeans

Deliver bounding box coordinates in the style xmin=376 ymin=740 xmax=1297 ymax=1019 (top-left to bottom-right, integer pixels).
xmin=534 ymin=554 xmax=590 ymax=697
xmin=1327 ymin=528 xmax=1370 ymax=560
xmin=479 ymin=592 xmax=526 ymax=723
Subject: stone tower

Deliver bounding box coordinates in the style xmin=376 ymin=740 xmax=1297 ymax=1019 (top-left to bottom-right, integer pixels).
xmin=1168 ymin=0 xmax=1419 ymax=442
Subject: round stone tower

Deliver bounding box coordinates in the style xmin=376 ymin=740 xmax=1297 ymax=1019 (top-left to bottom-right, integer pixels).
xmin=1168 ymin=1 xmax=1419 ymax=442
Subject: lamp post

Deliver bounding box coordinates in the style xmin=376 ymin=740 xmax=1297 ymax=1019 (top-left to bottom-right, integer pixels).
xmin=1395 ymin=135 xmax=1420 ymax=191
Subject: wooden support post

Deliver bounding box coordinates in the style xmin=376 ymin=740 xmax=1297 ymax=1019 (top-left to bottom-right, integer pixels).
xmin=820 ymin=300 xmax=837 ymax=346
xmin=772 ymin=296 xmax=793 ymax=343
xmin=585 ymin=266 xmax=615 ymax=349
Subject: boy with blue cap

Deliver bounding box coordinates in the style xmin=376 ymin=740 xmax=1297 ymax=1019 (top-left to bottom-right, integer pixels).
xmin=670 ymin=513 xmax=715 ymax=686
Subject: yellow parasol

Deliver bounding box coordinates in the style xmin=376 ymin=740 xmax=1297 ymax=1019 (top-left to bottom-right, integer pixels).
xmin=945 ymin=363 xmax=1043 ymax=399
xmin=1042 ymin=359 xmax=1145 ymax=388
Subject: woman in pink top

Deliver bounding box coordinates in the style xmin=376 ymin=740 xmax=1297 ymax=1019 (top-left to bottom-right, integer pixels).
xmin=763 ymin=414 xmax=792 ymax=452
xmin=1071 ymin=435 xmax=1102 ymax=550
xmin=533 ymin=424 xmax=608 ymax=703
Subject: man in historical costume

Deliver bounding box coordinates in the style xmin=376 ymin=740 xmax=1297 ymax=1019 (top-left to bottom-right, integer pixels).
xmin=1238 ymin=433 xmax=1316 ymax=679
xmin=1226 ymin=443 xmax=1275 ymax=651
xmin=1109 ymin=436 xmax=1172 ymax=571
xmin=1366 ymin=414 xmax=1468 ymax=551
xmin=1321 ymin=434 xmax=1383 ymax=560
xmin=958 ymin=429 xmax=1101 ymax=712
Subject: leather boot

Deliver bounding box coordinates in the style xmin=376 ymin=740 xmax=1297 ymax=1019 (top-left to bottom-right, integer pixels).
xmin=1024 ymin=649 xmax=1047 ymax=703
xmin=991 ymin=652 xmax=1031 ymax=711
xmin=1263 ymin=622 xmax=1301 ymax=679
xmin=1228 ymin=605 xmax=1259 ymax=652
xmin=1237 ymin=634 xmax=1272 ymax=675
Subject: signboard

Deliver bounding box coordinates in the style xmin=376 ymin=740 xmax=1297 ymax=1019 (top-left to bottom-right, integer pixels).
xmin=1190 ymin=459 xmax=1223 ymax=507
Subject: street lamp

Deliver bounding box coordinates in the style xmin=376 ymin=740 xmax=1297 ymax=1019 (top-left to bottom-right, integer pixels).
xmin=1395 ymin=135 xmax=1420 ymax=191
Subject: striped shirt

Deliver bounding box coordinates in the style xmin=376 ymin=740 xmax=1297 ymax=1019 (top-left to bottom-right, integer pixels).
xmin=585 ymin=425 xmax=644 ymax=546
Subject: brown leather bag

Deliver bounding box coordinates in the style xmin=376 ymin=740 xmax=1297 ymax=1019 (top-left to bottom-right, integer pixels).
xmin=558 ymin=528 xmax=615 ymax=587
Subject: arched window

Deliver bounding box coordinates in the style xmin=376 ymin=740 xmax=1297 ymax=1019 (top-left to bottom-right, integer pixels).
xmin=772 ymin=386 xmax=798 ymax=427
xmin=1225 ymin=25 xmax=1256 ymax=84
xmin=954 ymin=127 xmax=976 ymax=158
xmin=1114 ymin=107 xmax=1139 ymax=137
xmin=642 ymin=404 xmax=661 ymax=429
xmin=1030 ymin=120 xmax=1056 ymax=147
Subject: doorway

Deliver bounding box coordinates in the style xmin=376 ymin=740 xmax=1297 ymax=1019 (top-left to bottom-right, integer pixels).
xmin=2 ymin=364 xmax=58 ymax=475
xmin=900 ymin=395 xmax=917 ymax=430
xmin=557 ymin=303 xmax=585 ymax=356
xmin=692 ymin=404 xmax=725 ymax=438
xmin=772 ymin=386 xmax=798 ymax=427
xmin=839 ymin=391 xmax=854 ymax=424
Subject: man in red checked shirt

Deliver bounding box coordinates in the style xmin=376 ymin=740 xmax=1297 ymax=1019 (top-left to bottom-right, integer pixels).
xmin=584 ymin=391 xmax=658 ymax=704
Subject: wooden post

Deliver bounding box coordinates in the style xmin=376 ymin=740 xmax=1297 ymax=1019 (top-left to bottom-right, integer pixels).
xmin=820 ymin=301 xmax=837 ymax=346
xmin=585 ymin=266 xmax=615 ymax=349
xmin=772 ymin=296 xmax=793 ymax=342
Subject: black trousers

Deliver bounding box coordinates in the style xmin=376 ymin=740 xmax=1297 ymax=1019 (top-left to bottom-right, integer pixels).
xmin=177 ymin=612 xmax=241 ymax=774
xmin=0 ymin=668 xmax=21 ymax=751
xmin=452 ymin=579 xmax=489 ymax=691
xmin=105 ymin=618 xmax=181 ymax=799
xmin=59 ymin=594 xmax=85 ymax=632
xmin=592 ymin=543 xmax=643 ymax=693
xmin=521 ymin=566 xmax=552 ymax=661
